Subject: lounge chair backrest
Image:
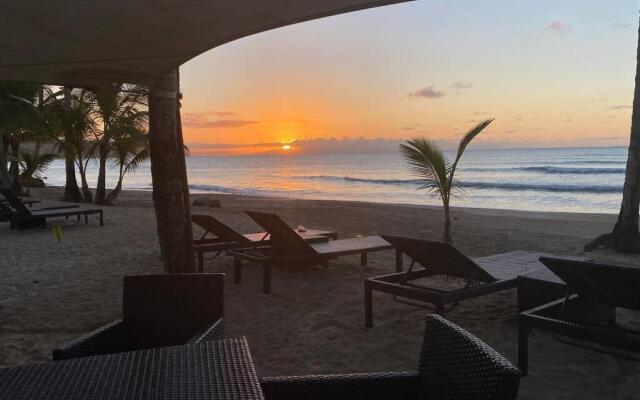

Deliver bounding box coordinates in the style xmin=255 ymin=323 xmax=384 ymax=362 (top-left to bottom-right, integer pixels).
xmin=419 ymin=314 xmax=521 ymax=399
xmin=122 ymin=273 xmax=224 ymax=347
xmin=191 ymin=214 xmax=249 ymax=243
xmin=0 ymin=188 xmax=31 ymax=216
xmin=540 ymin=257 xmax=640 ymax=310
xmin=245 ymin=211 xmax=317 ymax=256
xmin=382 ymin=235 xmax=497 ymax=283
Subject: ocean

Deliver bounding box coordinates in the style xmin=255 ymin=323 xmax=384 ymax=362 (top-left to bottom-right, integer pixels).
xmin=40 ymin=146 xmax=627 ymax=214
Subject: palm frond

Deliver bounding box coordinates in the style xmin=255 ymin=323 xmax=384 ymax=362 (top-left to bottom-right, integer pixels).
xmin=449 ymin=118 xmax=494 ymax=180
xmin=400 ymin=138 xmax=449 ymax=200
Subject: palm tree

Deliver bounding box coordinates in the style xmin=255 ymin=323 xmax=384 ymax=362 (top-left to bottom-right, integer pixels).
xmin=17 ymin=147 xmax=57 ymax=186
xmin=60 ymin=89 xmax=97 ymax=203
xmin=103 ymin=124 xmax=149 ymax=204
xmin=400 ymin=119 xmax=494 ymax=243
xmin=0 ymin=81 xmax=44 ymax=194
xmin=586 ymin=15 xmax=640 ymax=254
xmin=91 ymin=84 xmax=147 ymax=205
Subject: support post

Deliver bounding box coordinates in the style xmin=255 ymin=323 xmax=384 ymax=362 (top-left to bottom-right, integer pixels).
xmin=148 ymin=68 xmax=196 ymax=273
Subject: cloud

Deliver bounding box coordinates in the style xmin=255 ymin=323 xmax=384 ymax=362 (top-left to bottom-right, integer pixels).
xmin=409 ymin=86 xmax=446 ymax=99
xmin=608 ymin=105 xmax=632 ymax=110
xmin=589 ymin=97 xmax=608 ymax=103
xmin=183 ymin=111 xmax=258 ymax=128
xmin=450 ymin=82 xmax=473 ymax=90
xmin=545 ymin=20 xmax=572 ymax=33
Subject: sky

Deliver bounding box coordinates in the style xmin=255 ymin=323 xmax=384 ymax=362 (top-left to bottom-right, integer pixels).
xmin=179 ymin=0 xmax=640 ymax=155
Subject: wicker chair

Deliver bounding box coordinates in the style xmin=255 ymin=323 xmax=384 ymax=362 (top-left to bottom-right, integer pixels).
xmin=261 ymin=314 xmax=521 ymax=400
xmin=52 ymin=273 xmax=225 ymax=360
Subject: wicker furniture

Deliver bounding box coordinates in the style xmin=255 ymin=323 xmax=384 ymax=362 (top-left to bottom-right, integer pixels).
xmin=365 ymin=235 xmax=588 ymax=327
xmin=1 ymin=188 xmax=102 ymax=230
xmin=518 ymin=257 xmax=640 ymax=375
xmin=1 ymin=338 xmax=263 ymax=400
xmin=261 ymin=314 xmax=521 ymax=400
xmin=53 ymin=273 xmax=225 ymax=360
xmin=192 ymin=213 xmax=337 ymax=272
xmin=229 ymin=211 xmax=397 ymax=294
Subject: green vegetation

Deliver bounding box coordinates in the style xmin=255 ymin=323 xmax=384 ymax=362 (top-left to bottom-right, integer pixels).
xmin=0 ymin=82 xmax=149 ymax=205
xmin=400 ymin=119 xmax=494 ymax=243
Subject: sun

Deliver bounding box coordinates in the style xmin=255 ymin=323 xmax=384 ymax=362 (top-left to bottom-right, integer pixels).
xmin=282 ymin=144 xmax=291 ymax=150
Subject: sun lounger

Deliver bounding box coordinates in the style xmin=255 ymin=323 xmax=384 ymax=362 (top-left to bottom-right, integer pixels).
xmin=0 ymin=197 xmax=39 ymax=207
xmin=518 ymin=257 xmax=640 ymax=375
xmin=192 ymin=214 xmax=338 ymax=272
xmin=52 ymin=273 xmax=225 ymax=360
xmin=228 ymin=211 xmax=397 ymax=293
xmin=261 ymin=314 xmax=521 ymax=400
xmin=364 ymin=235 xmax=588 ymax=327
xmin=1 ymin=188 xmax=102 ymax=230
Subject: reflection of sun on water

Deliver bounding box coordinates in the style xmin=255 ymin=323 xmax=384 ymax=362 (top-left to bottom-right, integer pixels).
xmin=282 ymin=144 xmax=291 ymax=150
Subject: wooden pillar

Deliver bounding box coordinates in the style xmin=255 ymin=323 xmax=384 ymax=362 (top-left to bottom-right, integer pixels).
xmin=148 ymin=68 xmax=196 ymax=273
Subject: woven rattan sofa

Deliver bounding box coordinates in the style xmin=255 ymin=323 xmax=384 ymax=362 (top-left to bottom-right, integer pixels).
xmin=261 ymin=314 xmax=521 ymax=400
xmin=52 ymin=274 xmax=224 ymax=360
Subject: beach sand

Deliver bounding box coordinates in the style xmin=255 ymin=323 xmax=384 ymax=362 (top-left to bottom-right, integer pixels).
xmin=1 ymin=187 xmax=639 ymax=399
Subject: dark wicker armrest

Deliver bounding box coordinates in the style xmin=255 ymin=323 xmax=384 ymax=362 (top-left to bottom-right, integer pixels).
xmin=52 ymin=319 xmax=128 ymax=360
xmin=260 ymin=371 xmax=422 ymax=400
xmin=189 ymin=318 xmax=225 ymax=343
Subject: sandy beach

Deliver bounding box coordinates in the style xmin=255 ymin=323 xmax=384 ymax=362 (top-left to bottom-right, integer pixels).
xmin=1 ymin=187 xmax=638 ymax=399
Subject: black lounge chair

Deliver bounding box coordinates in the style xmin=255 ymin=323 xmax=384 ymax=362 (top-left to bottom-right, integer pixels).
xmin=192 ymin=213 xmax=337 ymax=272
xmin=518 ymin=257 xmax=640 ymax=375
xmin=261 ymin=314 xmax=521 ymax=400
xmin=365 ymin=235 xmax=586 ymax=327
xmin=228 ymin=211 xmax=397 ymax=293
xmin=52 ymin=273 xmax=225 ymax=360
xmin=0 ymin=188 xmax=101 ymax=230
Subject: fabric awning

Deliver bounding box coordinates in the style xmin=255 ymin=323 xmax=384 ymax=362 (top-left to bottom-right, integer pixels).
xmin=0 ymin=0 xmax=410 ymax=87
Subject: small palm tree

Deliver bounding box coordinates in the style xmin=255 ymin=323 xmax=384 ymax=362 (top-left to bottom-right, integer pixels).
xmin=103 ymin=128 xmax=149 ymax=204
xmin=400 ymin=119 xmax=494 ymax=243
xmin=18 ymin=148 xmax=57 ymax=181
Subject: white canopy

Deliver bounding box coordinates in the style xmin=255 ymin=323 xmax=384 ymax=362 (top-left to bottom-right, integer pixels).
xmin=0 ymin=0 xmax=410 ymax=87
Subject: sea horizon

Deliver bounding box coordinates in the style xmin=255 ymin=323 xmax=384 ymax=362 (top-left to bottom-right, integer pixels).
xmin=38 ymin=145 xmax=627 ymax=215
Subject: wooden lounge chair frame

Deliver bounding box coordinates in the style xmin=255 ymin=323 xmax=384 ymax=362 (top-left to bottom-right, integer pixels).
xmin=365 ymin=235 xmax=587 ymax=327
xmin=1 ymin=188 xmax=102 ymax=230
xmin=518 ymin=257 xmax=640 ymax=375
xmin=228 ymin=211 xmax=397 ymax=294
xmin=191 ymin=214 xmax=337 ymax=272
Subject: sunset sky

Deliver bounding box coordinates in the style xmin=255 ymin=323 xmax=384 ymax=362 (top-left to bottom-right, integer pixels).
xmin=179 ymin=0 xmax=639 ymax=155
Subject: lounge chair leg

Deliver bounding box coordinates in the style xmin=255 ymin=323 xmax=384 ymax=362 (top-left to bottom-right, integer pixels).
xmin=99 ymin=212 xmax=104 ymax=226
xmin=263 ymin=263 xmax=272 ymax=294
xmin=85 ymin=214 xmax=88 ymax=224
xmin=234 ymin=258 xmax=242 ymax=284
xmin=365 ymin=280 xmax=373 ymax=328
xmin=361 ymin=252 xmax=367 ymax=266
xmin=518 ymin=317 xmax=529 ymax=376
xmin=395 ymin=249 xmax=403 ymax=272
xmin=77 ymin=215 xmax=81 ymax=222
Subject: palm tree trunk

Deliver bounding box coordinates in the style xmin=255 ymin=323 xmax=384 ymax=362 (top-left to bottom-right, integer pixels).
xmin=587 ymin=15 xmax=640 ymax=253
xmin=104 ymin=166 xmax=124 ymax=204
xmin=148 ymin=68 xmax=196 ymax=273
xmin=77 ymin=162 xmax=93 ymax=203
xmin=62 ymin=87 xmax=82 ymax=202
xmin=442 ymin=202 xmax=453 ymax=243
xmin=94 ymin=144 xmax=108 ymax=204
